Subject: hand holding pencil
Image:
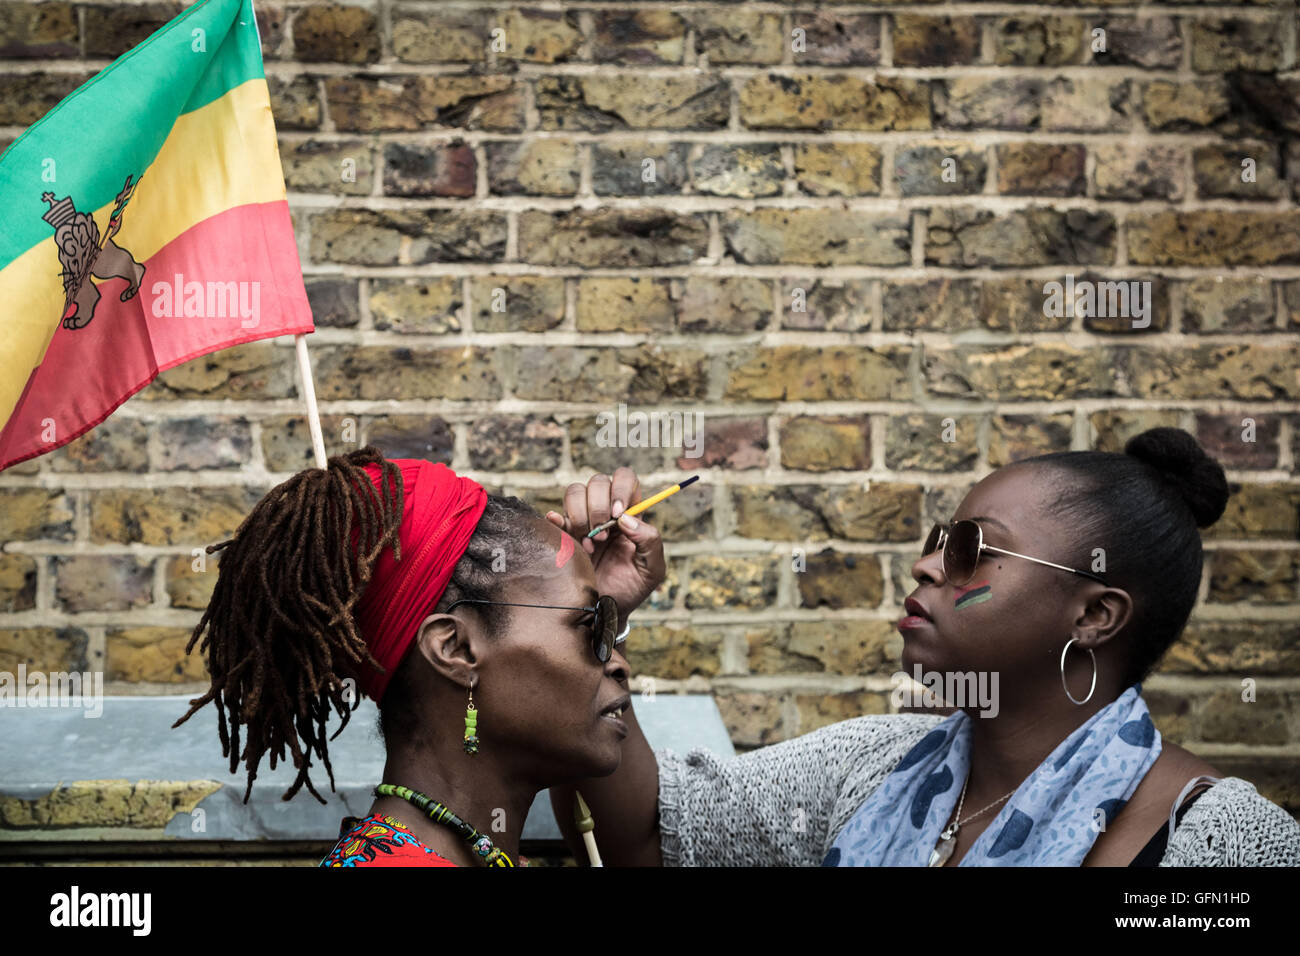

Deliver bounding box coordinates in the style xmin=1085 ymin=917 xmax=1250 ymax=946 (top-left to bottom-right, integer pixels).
xmin=545 ymin=466 xmax=682 ymax=620
xmin=585 ymin=475 xmax=698 ymax=539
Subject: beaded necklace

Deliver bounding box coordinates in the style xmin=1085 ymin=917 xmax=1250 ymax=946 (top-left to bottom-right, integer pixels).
xmin=374 ymin=783 xmax=515 ymax=867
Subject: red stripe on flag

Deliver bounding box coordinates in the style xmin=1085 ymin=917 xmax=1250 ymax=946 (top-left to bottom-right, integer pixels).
xmin=0 ymin=200 xmax=314 ymax=471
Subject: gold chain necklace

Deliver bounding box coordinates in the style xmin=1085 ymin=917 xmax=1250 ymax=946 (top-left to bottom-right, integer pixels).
xmin=928 ymin=775 xmax=1017 ymax=867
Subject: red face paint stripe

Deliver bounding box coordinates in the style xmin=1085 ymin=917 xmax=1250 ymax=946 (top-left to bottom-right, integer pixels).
xmin=955 ymin=584 xmax=992 ymax=609
xmin=555 ymin=533 xmax=575 ymax=569
xmin=953 ymin=580 xmax=990 ymax=596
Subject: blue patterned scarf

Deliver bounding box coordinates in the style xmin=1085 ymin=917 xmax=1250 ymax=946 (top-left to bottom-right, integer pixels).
xmin=824 ymin=684 xmax=1161 ymax=866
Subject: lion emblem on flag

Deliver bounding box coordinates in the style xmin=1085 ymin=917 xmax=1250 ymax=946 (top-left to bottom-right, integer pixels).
xmin=41 ymin=174 xmax=146 ymax=330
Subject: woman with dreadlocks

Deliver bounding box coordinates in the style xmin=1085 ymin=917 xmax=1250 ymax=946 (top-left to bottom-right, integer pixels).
xmin=172 ymin=448 xmax=665 ymax=867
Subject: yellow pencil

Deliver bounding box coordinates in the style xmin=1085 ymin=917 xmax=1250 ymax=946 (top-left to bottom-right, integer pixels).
xmin=586 ymin=475 xmax=700 ymax=538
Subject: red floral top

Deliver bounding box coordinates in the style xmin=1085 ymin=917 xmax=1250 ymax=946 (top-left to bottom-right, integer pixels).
xmin=319 ymin=812 xmax=458 ymax=867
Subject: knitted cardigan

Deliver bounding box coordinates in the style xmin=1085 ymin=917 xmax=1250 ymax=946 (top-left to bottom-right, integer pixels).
xmin=655 ymin=713 xmax=1300 ymax=867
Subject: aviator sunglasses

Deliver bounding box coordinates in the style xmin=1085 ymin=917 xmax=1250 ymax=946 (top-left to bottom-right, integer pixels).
xmin=922 ymin=520 xmax=1107 ymax=587
xmin=444 ymin=594 xmax=624 ymax=663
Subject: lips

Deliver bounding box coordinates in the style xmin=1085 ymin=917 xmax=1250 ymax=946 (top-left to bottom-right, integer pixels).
xmin=904 ymin=596 xmax=932 ymax=621
xmin=898 ymin=595 xmax=934 ymax=633
xmin=599 ymin=694 xmax=631 ymax=739
xmin=599 ymin=695 xmax=631 ymax=720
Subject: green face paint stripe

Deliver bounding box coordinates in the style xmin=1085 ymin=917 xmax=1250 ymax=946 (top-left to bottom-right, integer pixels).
xmin=955 ymin=585 xmax=992 ymax=609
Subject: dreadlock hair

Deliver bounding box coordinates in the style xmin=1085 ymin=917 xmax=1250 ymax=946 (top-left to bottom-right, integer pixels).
xmin=376 ymin=492 xmax=546 ymax=747
xmin=172 ymin=446 xmax=406 ymax=805
xmin=1013 ymin=427 xmax=1230 ymax=688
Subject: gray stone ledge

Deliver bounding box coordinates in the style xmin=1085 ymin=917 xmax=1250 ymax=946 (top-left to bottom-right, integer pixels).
xmin=0 ymin=694 xmax=734 ymax=843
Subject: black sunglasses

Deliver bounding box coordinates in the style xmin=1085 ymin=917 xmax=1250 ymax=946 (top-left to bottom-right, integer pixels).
xmin=923 ymin=520 xmax=1107 ymax=587
xmin=443 ymin=594 xmax=623 ymax=663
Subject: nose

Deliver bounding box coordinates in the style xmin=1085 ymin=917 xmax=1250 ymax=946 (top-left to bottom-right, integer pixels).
xmin=605 ymin=645 xmax=630 ymax=683
xmin=912 ymin=547 xmax=946 ymax=586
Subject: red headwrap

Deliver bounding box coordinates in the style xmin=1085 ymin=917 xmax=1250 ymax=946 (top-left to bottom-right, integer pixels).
xmin=354 ymin=459 xmax=488 ymax=703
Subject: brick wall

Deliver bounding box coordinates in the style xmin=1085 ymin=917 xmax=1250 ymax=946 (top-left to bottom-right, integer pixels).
xmin=1 ymin=0 xmax=1298 ymax=823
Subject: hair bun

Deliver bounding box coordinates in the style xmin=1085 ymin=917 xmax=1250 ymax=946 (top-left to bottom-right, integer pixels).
xmin=1124 ymin=427 xmax=1229 ymax=528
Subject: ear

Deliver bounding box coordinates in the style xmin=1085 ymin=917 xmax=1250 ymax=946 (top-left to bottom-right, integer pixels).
xmin=1071 ymin=586 xmax=1133 ymax=649
xmin=410 ymin=612 xmax=480 ymax=688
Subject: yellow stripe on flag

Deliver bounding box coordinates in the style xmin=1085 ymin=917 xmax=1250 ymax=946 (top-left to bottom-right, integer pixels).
xmin=0 ymin=77 xmax=290 ymax=427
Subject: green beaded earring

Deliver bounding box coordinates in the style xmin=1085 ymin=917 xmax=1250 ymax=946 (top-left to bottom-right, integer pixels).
xmin=463 ymin=684 xmax=479 ymax=755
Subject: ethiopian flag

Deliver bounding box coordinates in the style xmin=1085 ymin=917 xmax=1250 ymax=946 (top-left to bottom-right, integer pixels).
xmin=0 ymin=0 xmax=313 ymax=471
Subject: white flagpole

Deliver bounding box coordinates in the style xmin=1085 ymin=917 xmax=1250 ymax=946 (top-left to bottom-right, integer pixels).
xmin=259 ymin=0 xmax=324 ymax=472
xmin=294 ymin=333 xmax=328 ymax=469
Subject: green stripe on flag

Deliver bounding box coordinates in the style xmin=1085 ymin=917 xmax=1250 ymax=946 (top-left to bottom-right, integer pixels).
xmin=0 ymin=0 xmax=266 ymax=272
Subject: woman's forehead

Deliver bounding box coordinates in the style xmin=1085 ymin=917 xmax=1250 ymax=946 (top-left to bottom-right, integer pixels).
xmin=955 ymin=467 xmax=1048 ymax=535
xmin=511 ymin=517 xmax=598 ymax=598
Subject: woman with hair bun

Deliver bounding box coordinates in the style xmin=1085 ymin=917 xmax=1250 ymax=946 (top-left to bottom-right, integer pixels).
xmin=550 ymin=427 xmax=1300 ymax=866
xmin=172 ymin=449 xmax=665 ymax=866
